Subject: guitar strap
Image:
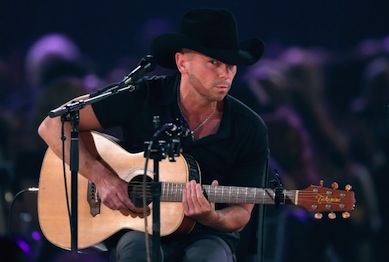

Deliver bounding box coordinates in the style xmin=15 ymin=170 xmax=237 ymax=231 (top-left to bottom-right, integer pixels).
xmin=182 ymin=154 xmax=201 ymax=183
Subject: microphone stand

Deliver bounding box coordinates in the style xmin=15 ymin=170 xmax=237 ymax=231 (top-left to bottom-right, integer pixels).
xmin=145 ymin=119 xmax=187 ymax=262
xmin=67 ymin=110 xmax=79 ymax=253
xmin=57 ymin=52 xmax=161 ymax=245
xmin=49 ymin=83 xmax=137 ymax=253
xmin=151 ymin=152 xmax=162 ymax=262
xmin=48 ymin=55 xmax=155 ymax=254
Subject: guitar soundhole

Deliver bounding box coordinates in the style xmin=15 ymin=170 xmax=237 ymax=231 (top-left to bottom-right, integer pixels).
xmin=128 ymin=175 xmax=153 ymax=208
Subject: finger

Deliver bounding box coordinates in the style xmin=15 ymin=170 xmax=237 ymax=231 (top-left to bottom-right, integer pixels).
xmin=195 ymin=183 xmax=213 ymax=210
xmin=103 ymin=185 xmax=135 ymax=211
xmin=189 ymin=181 xmax=199 ymax=206
xmin=192 ymin=181 xmax=206 ymax=209
xmin=102 ymin=195 xmax=120 ymax=210
xmin=195 ymin=183 xmax=206 ymax=203
xmin=113 ymin=180 xmax=136 ymax=210
xmin=183 ymin=181 xmax=196 ymax=213
xmin=118 ymin=192 xmax=136 ymax=210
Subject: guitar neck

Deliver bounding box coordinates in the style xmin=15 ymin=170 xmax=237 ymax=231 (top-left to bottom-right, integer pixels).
xmin=161 ymin=183 xmax=297 ymax=206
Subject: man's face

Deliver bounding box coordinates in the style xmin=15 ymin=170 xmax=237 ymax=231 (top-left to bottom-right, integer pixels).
xmin=178 ymin=49 xmax=237 ymax=102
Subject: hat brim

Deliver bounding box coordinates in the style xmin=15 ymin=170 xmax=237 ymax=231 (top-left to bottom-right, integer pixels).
xmin=150 ymin=33 xmax=264 ymax=69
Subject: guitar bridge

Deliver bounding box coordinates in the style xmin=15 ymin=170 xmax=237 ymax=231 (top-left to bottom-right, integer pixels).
xmin=87 ymin=181 xmax=101 ymax=217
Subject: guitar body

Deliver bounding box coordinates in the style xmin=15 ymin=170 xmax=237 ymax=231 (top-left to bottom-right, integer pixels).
xmin=38 ymin=132 xmax=194 ymax=250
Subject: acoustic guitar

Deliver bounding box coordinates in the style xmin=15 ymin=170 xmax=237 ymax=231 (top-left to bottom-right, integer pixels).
xmin=38 ymin=131 xmax=355 ymax=250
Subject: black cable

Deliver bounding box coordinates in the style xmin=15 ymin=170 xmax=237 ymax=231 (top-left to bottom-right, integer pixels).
xmin=60 ymin=116 xmax=72 ymax=235
xmin=7 ymin=187 xmax=39 ymax=235
xmin=143 ymin=141 xmax=152 ymax=262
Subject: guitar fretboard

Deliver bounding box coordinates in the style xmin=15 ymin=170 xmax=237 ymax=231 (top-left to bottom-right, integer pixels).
xmin=160 ymin=183 xmax=298 ymax=205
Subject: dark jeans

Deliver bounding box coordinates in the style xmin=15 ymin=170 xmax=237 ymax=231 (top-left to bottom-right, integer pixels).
xmin=112 ymin=231 xmax=235 ymax=262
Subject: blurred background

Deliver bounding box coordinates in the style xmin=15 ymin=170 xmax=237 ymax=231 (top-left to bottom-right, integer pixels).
xmin=1 ymin=1 xmax=388 ymax=261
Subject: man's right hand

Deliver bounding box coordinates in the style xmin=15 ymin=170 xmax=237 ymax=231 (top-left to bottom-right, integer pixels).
xmin=95 ymin=172 xmax=136 ymax=211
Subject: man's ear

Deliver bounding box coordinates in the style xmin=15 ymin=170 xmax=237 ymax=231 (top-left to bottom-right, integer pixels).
xmin=175 ymin=52 xmax=187 ymax=73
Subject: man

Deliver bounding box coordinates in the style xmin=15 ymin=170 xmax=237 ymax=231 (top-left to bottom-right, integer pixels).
xmin=38 ymin=8 xmax=268 ymax=261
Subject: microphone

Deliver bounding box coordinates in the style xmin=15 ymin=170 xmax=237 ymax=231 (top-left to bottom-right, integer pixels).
xmin=118 ymin=55 xmax=156 ymax=88
xmin=161 ymin=120 xmax=190 ymax=161
xmin=163 ymin=119 xmax=191 ymax=138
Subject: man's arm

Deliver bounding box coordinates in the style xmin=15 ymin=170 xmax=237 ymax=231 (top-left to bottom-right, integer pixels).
xmin=182 ymin=180 xmax=253 ymax=232
xmin=38 ymin=95 xmax=135 ymax=211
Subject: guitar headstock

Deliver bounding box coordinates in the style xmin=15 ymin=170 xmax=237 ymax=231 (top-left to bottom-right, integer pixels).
xmin=298 ymin=180 xmax=355 ymax=219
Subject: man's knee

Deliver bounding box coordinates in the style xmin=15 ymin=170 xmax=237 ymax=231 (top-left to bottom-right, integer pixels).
xmin=115 ymin=231 xmax=149 ymax=261
xmin=184 ymin=236 xmax=235 ymax=262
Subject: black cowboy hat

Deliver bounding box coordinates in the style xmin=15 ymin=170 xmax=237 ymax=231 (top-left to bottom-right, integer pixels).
xmin=150 ymin=8 xmax=264 ymax=68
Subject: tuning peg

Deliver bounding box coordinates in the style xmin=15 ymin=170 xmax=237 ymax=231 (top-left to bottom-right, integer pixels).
xmin=331 ymin=182 xmax=339 ymax=190
xmin=328 ymin=212 xmax=336 ymax=219
xmin=345 ymin=184 xmax=352 ymax=191
xmin=342 ymin=212 xmax=351 ymax=219
xmin=314 ymin=212 xmax=323 ymax=219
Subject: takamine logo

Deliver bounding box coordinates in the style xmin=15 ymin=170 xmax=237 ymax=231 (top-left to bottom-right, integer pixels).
xmin=315 ymin=194 xmax=341 ymax=204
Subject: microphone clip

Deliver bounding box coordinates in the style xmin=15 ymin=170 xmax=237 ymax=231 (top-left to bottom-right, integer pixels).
xmin=118 ymin=55 xmax=156 ymax=88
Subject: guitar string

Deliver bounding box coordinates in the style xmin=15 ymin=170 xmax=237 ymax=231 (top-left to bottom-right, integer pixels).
xmin=127 ymin=185 xmax=350 ymax=198
xmin=127 ymin=190 xmax=348 ymax=198
xmin=128 ymin=183 xmax=349 ymax=195
xmin=127 ymin=182 xmax=352 ymax=203
xmin=128 ymin=182 xmax=349 ymax=194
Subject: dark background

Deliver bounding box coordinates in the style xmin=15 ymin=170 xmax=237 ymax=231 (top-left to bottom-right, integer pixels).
xmin=1 ymin=0 xmax=388 ymax=65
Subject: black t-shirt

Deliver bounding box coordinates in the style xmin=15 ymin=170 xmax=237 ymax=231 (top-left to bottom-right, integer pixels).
xmin=90 ymin=73 xmax=269 ymax=249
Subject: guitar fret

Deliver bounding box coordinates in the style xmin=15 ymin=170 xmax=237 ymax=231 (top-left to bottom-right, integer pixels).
xmin=172 ymin=183 xmax=176 ymax=200
xmin=209 ymin=186 xmax=218 ymax=203
xmin=171 ymin=183 xmax=173 ymax=200
xmin=177 ymin=184 xmax=180 ymax=200
xmin=166 ymin=183 xmax=169 ymax=201
xmin=221 ymin=186 xmax=224 ymax=202
xmin=245 ymin=187 xmax=248 ymax=203
xmin=165 ymin=183 xmax=169 ymax=200
xmin=176 ymin=183 xmax=182 ymax=200
xmin=162 ymin=183 xmax=166 ymax=201
xmin=172 ymin=183 xmax=175 ymax=200
xmin=228 ymin=186 xmax=231 ymax=203
xmin=235 ymin=187 xmax=239 ymax=203
xmin=170 ymin=183 xmax=174 ymax=201
xmin=214 ymin=186 xmax=218 ymax=202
